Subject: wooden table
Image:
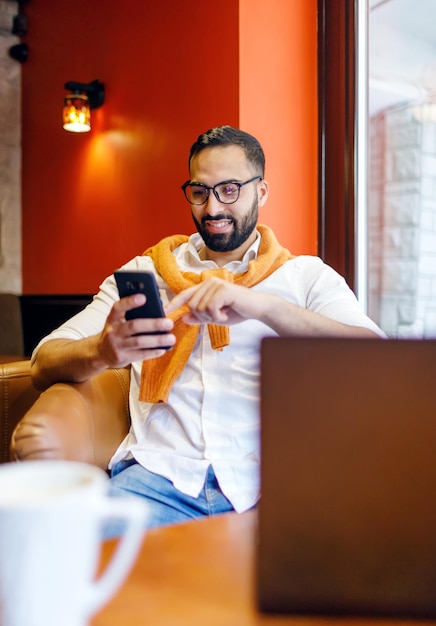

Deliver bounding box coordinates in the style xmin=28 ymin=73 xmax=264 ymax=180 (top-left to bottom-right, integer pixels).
xmin=92 ymin=511 xmax=432 ymax=626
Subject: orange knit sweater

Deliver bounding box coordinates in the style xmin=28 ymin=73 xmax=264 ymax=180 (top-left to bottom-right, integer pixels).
xmin=139 ymin=225 xmax=293 ymax=403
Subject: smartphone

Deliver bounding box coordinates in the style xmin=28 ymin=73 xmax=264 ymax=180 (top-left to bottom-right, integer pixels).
xmin=114 ymin=270 xmax=171 ymax=347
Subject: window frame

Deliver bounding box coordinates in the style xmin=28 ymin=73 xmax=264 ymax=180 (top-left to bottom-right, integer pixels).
xmin=318 ymin=0 xmax=360 ymax=293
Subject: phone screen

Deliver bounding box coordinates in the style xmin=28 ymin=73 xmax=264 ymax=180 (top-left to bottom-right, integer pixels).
xmin=114 ymin=270 xmax=171 ymax=347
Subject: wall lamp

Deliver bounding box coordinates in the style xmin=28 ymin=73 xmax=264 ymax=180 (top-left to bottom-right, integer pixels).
xmin=63 ymin=80 xmax=105 ymax=133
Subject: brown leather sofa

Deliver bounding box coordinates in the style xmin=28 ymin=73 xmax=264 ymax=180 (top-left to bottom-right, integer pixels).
xmin=0 ymin=360 xmax=131 ymax=469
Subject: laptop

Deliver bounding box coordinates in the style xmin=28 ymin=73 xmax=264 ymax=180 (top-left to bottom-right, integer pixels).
xmin=257 ymin=336 xmax=436 ymax=618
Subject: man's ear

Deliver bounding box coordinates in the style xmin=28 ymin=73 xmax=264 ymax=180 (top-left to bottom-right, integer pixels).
xmin=258 ymin=178 xmax=269 ymax=207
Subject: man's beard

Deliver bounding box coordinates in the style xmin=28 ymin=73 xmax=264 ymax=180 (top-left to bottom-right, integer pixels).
xmin=192 ymin=197 xmax=258 ymax=252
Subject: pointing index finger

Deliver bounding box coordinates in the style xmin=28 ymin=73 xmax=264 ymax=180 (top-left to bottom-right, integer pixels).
xmin=164 ymin=286 xmax=197 ymax=315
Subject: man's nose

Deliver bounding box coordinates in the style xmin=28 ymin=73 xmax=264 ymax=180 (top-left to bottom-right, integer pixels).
xmin=204 ymin=191 xmax=223 ymax=214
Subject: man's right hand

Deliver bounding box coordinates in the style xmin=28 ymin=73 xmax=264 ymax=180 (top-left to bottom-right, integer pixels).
xmin=31 ymin=294 xmax=175 ymax=390
xmin=97 ymin=294 xmax=175 ymax=367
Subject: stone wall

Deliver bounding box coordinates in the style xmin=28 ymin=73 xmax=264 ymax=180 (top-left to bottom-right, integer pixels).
xmin=369 ymin=103 xmax=436 ymax=338
xmin=0 ymin=0 xmax=21 ymax=294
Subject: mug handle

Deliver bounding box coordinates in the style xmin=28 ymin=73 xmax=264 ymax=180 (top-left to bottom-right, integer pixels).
xmin=86 ymin=497 xmax=147 ymax=616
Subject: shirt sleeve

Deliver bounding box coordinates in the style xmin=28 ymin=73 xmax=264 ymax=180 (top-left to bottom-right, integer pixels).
xmin=296 ymin=256 xmax=386 ymax=337
xmin=30 ymin=255 xmax=157 ymax=361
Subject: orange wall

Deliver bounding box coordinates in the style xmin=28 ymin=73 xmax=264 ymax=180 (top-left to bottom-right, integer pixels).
xmin=239 ymin=0 xmax=318 ymax=255
xmin=21 ymin=0 xmax=317 ymax=294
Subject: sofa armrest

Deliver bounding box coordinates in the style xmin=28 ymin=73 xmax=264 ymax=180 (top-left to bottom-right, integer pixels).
xmin=0 ymin=360 xmax=40 ymax=464
xmin=11 ymin=367 xmax=131 ymax=471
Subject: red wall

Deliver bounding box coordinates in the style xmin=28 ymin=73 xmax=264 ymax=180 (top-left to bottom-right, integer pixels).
xmin=21 ymin=0 xmax=317 ymax=294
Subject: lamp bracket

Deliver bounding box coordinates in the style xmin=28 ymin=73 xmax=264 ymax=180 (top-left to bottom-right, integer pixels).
xmin=64 ymin=79 xmax=105 ymax=109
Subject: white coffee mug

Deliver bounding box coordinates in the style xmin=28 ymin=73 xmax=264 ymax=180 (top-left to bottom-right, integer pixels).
xmin=0 ymin=460 xmax=148 ymax=626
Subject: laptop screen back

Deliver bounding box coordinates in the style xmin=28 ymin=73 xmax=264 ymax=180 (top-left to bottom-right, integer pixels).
xmin=258 ymin=337 xmax=436 ymax=618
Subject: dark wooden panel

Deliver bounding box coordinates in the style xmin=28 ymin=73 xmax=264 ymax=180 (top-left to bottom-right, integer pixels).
xmin=318 ymin=0 xmax=356 ymax=290
xmin=19 ymin=295 xmax=93 ymax=356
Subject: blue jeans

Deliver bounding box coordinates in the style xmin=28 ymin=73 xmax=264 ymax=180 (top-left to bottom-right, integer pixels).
xmin=106 ymin=459 xmax=235 ymax=536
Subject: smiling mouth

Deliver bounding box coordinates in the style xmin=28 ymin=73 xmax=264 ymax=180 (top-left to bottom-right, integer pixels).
xmin=205 ymin=219 xmax=233 ymax=231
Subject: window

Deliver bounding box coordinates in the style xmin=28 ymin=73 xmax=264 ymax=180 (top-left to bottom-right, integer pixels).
xmin=319 ymin=0 xmax=436 ymax=337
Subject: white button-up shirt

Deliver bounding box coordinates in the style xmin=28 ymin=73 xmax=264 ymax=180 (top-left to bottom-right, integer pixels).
xmin=33 ymin=231 xmax=384 ymax=512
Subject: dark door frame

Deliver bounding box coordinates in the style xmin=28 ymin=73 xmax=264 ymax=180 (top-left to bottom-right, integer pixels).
xmin=318 ymin=0 xmax=357 ymax=291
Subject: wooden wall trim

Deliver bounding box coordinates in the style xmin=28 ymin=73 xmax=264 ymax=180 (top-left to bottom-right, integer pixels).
xmin=318 ymin=0 xmax=356 ymax=290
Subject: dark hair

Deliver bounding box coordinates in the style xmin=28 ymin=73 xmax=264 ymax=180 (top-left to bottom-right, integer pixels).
xmin=188 ymin=125 xmax=265 ymax=177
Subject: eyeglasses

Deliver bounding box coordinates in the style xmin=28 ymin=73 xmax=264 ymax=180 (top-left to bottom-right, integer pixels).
xmin=181 ymin=175 xmax=262 ymax=205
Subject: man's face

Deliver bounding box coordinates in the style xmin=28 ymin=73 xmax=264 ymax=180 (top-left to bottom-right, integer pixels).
xmin=189 ymin=145 xmax=268 ymax=254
